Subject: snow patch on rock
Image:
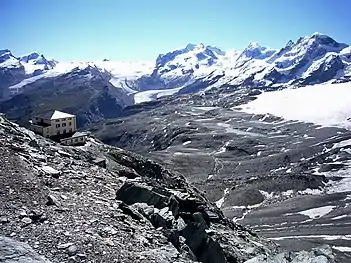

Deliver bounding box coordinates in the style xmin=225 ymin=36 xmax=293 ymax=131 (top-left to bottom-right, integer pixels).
xmin=298 ymin=206 xmax=335 ymax=219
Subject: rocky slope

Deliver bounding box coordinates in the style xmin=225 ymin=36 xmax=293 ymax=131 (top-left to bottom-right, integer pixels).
xmin=0 ymin=114 xmax=335 ymax=262
xmin=0 ymin=65 xmax=132 ymax=127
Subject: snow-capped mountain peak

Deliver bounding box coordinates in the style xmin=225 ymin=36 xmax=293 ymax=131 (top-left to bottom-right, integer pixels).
xmin=184 ymin=43 xmax=218 ymax=52
xmin=0 ymin=49 xmax=22 ymax=68
xmin=298 ymin=33 xmax=347 ymax=51
xmin=310 ymin=31 xmax=339 ymax=43
xmin=196 ymin=43 xmax=205 ymax=49
xmin=155 ymin=43 xmax=221 ymax=70
xmin=184 ymin=43 xmax=213 ymax=56
xmin=285 ymin=40 xmax=295 ymax=48
xmin=311 ymin=31 xmax=326 ymax=38
xmin=16 ymin=52 xmax=57 ymax=74
xmin=238 ymin=41 xmax=275 ymax=61
xmin=0 ymin=49 xmax=14 ymax=63
xmin=247 ymin=41 xmax=261 ymax=49
xmin=185 ymin=43 xmax=196 ymax=51
xmin=19 ymin=52 xmax=56 ymax=66
xmin=0 ymin=49 xmax=12 ymax=57
xmin=157 ymin=43 xmax=225 ymax=65
xmin=19 ymin=52 xmax=42 ymax=62
xmin=206 ymin=45 xmax=226 ymax=56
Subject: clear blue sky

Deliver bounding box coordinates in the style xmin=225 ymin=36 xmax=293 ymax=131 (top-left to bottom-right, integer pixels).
xmin=2 ymin=0 xmax=350 ymax=61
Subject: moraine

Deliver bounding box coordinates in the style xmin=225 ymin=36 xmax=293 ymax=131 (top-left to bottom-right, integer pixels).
xmin=92 ymin=83 xmax=351 ymax=263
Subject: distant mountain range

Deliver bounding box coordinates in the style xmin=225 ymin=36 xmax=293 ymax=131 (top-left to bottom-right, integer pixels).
xmin=0 ymin=32 xmax=350 ymax=125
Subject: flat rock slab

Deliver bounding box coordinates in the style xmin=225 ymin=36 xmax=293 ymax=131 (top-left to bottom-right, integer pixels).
xmin=0 ymin=236 xmax=51 ymax=263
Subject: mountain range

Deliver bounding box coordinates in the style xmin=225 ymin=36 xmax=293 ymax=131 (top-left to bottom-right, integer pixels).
xmin=0 ymin=32 xmax=350 ymax=126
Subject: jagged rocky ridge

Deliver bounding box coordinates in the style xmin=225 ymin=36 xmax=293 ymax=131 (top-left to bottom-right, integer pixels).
xmin=0 ymin=115 xmax=335 ymax=262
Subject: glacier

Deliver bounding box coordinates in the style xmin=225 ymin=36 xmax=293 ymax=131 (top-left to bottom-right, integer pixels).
xmin=239 ymin=81 xmax=351 ymax=129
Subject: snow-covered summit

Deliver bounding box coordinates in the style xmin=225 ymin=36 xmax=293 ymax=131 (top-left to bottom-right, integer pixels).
xmin=17 ymin=52 xmax=57 ymax=74
xmin=238 ymin=42 xmax=275 ymax=60
xmin=206 ymin=45 xmax=226 ymax=56
xmin=0 ymin=49 xmax=23 ymax=69
xmin=310 ymin=32 xmax=347 ymax=47
xmin=0 ymin=49 xmax=12 ymax=57
xmin=266 ymin=33 xmax=348 ymax=83
xmin=0 ymin=49 xmax=57 ymax=75
xmin=156 ymin=43 xmax=225 ymax=66
xmin=294 ymin=33 xmax=348 ymax=55
xmin=153 ymin=42 xmax=226 ymax=87
xmin=19 ymin=52 xmax=42 ymax=62
xmin=19 ymin=52 xmax=54 ymax=65
xmin=247 ymin=42 xmax=261 ymax=49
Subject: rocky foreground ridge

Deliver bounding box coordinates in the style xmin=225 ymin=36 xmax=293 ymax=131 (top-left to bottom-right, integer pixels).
xmin=0 ymin=115 xmax=334 ymax=262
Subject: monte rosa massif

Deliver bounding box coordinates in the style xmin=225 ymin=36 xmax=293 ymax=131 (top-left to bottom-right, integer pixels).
xmin=1 ymin=32 xmax=351 ymax=106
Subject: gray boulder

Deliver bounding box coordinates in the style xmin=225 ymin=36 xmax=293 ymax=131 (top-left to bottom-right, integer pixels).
xmin=0 ymin=236 xmax=51 ymax=263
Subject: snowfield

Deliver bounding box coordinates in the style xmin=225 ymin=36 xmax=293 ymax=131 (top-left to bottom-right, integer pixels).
xmin=94 ymin=60 xmax=154 ymax=95
xmin=298 ymin=206 xmax=335 ymax=219
xmin=333 ymin=246 xmax=351 ymax=252
xmin=240 ymin=82 xmax=351 ymax=129
xmin=8 ymin=62 xmax=84 ymax=92
xmin=7 ymin=60 xmax=154 ymax=95
xmin=134 ymin=87 xmax=183 ymax=104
